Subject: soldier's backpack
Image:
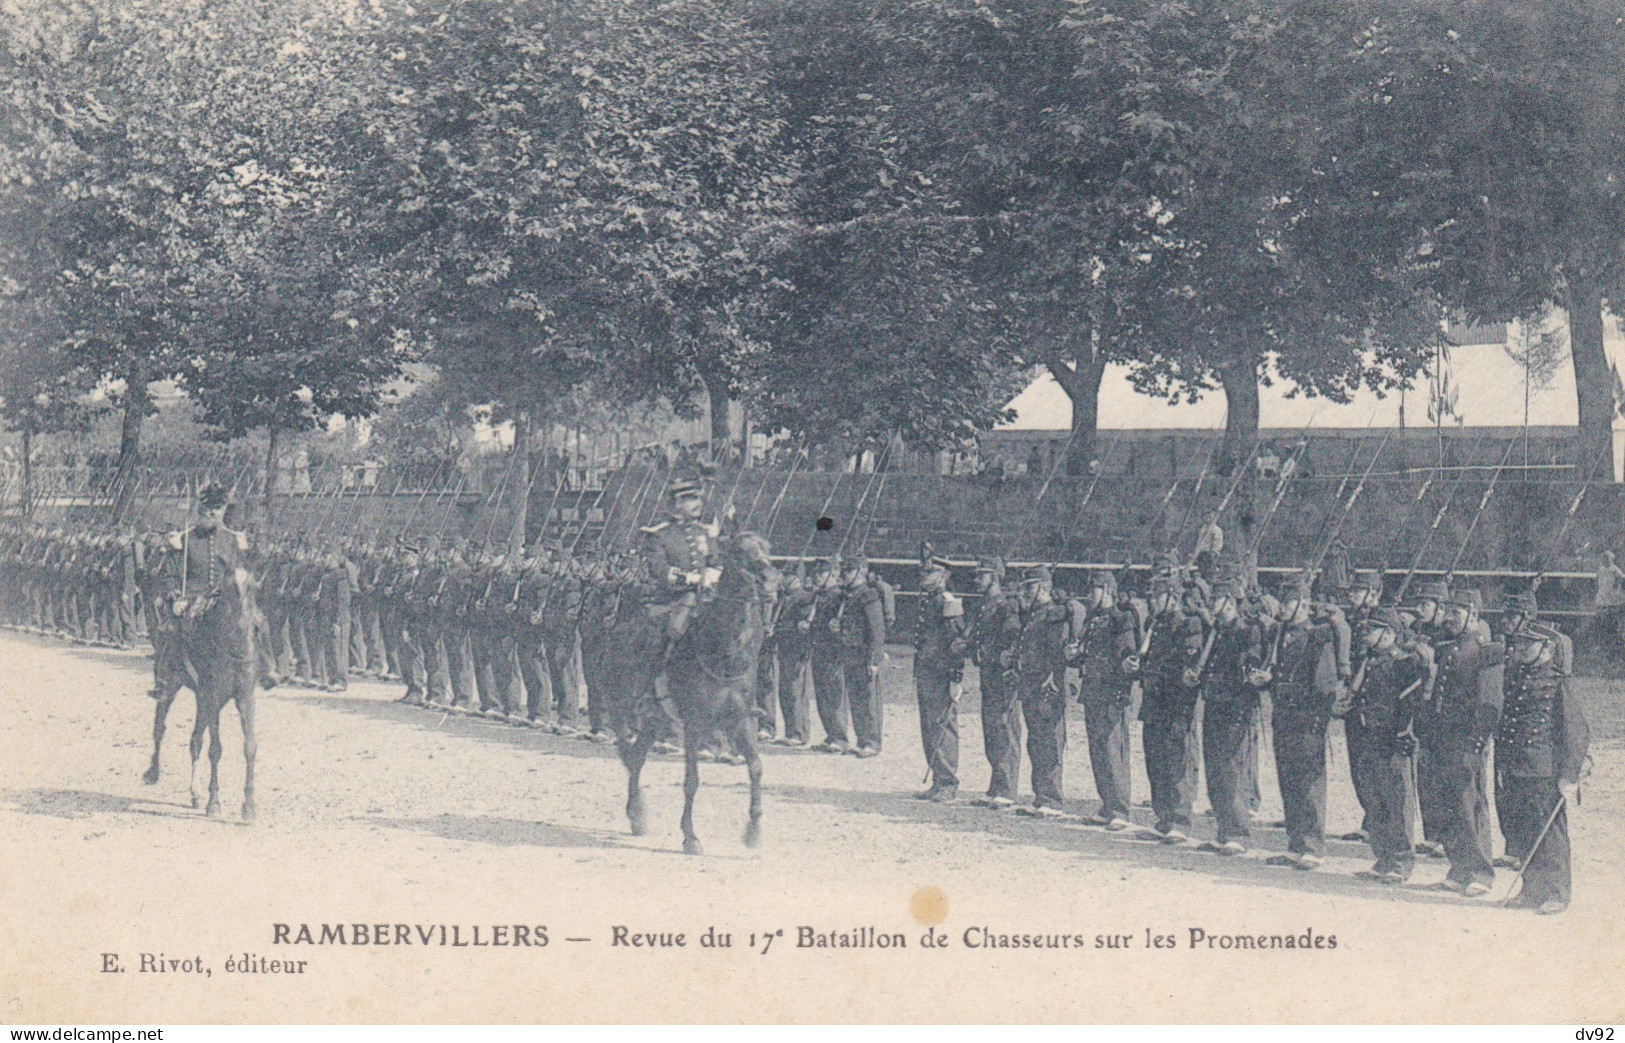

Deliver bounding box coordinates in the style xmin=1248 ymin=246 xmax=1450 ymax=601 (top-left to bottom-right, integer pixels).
xmin=873 ymin=576 xmax=897 ymax=630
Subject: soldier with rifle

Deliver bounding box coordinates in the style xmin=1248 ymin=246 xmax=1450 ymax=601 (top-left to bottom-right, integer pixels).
xmin=1260 ymin=572 xmax=1352 ymax=870
xmin=1011 ymin=564 xmax=1084 ymax=818
xmin=1130 ymin=558 xmax=1206 ymax=842
xmin=1343 ymin=606 xmax=1433 ymax=883
xmin=833 ymin=553 xmax=887 ymax=759
xmin=913 ymin=551 xmax=969 ymax=801
xmin=806 ymin=557 xmax=851 ymax=753
xmin=971 ymin=555 xmax=1023 ymax=808
xmin=1416 ymin=586 xmax=1505 ymax=896
xmin=1194 ymin=574 xmax=1265 ymax=854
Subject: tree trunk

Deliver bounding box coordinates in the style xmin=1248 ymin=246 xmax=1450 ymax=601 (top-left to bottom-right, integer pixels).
xmin=21 ymin=426 xmax=34 ymax=518
xmin=1057 ymin=357 xmax=1106 ymax=477
xmin=1566 ymin=269 xmax=1615 ymax=480
xmin=703 ymin=373 xmax=733 ymax=461
xmin=263 ymin=426 xmax=280 ymax=528
xmin=508 ymin=410 xmax=532 ymax=557
xmin=118 ymin=362 xmax=149 ymax=470
xmin=1218 ymin=357 xmax=1261 ymax=468
xmin=1218 ymin=357 xmax=1263 ymax=586
xmin=1045 ymin=331 xmax=1106 ymax=476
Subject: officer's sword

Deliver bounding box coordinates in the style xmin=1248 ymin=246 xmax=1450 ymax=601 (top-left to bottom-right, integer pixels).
xmin=1499 ymin=791 xmax=1572 ymax=907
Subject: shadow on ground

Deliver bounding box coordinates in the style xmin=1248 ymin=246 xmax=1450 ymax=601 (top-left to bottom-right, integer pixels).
xmin=771 ymin=781 xmax=1492 ymax=911
xmin=362 ymin=812 xmax=628 ymax=850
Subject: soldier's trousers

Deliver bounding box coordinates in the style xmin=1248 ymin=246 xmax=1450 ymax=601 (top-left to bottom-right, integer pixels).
xmin=840 ymin=646 xmax=883 ymax=752
xmin=809 ymin=643 xmax=850 ymax=747
xmin=397 ymin=625 xmax=427 ymax=702
xmin=542 ymin=630 xmax=579 ymax=728
xmin=1202 ymin=691 xmax=1258 ymax=843
xmin=1142 ymin=687 xmax=1199 ymax=833
xmin=424 ymin=630 xmax=453 ymax=704
xmin=981 ymin=667 xmax=1023 ymax=802
xmin=1273 ymin=708 xmax=1331 ymax=857
xmin=1352 ymin=741 xmax=1416 ymax=875
xmin=443 ymin=625 xmax=477 ymax=707
xmin=1344 ymin=720 xmax=1378 ymax=835
xmin=774 ymin=643 xmax=811 ymax=745
xmin=1421 ymin=742 xmax=1495 ymax=887
xmin=754 ymin=646 xmax=779 ymax=738
xmin=580 ymin=634 xmax=610 ymax=733
xmin=914 ymin=662 xmax=959 ymax=792
xmin=349 ymin=602 xmax=369 ymax=673
xmin=517 ymin=631 xmax=551 ymax=722
xmin=1244 ymin=706 xmax=1263 ymax=813
xmin=1496 ymin=773 xmax=1570 ymax=904
xmin=1416 ymin=746 xmax=1450 ymax=845
xmin=1018 ymin=676 xmax=1066 ymax=810
xmin=332 ymin=609 xmax=353 ymax=686
xmin=472 ymin=629 xmax=517 ymax=713
xmin=290 ymin=614 xmax=316 ymax=681
xmin=380 ymin=606 xmax=406 ymax=677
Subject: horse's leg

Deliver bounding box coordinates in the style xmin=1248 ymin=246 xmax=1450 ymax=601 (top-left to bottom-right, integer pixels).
xmin=188 ymin=695 xmax=208 ymax=809
xmin=204 ymin=700 xmax=224 ymax=818
xmin=680 ymin=724 xmax=703 ymax=856
xmin=737 ymin=716 xmax=763 ymax=849
xmin=143 ymin=688 xmax=177 ymax=785
xmin=239 ymin=691 xmax=257 ymax=823
xmin=618 ymin=707 xmax=656 ymax=837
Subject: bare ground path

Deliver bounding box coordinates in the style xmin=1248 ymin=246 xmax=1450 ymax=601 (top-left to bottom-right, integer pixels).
xmin=2 ymin=631 xmax=1621 ymax=1022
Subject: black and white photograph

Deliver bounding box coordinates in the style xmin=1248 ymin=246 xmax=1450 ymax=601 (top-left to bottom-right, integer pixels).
xmin=1 ymin=0 xmax=1622 ymax=1027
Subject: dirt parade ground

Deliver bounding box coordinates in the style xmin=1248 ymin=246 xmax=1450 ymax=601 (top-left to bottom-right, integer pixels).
xmin=2 ymin=628 xmax=1622 ymax=1023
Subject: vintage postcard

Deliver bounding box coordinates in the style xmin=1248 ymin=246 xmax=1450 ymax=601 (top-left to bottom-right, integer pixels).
xmin=2 ymin=0 xmax=1623 ymax=1027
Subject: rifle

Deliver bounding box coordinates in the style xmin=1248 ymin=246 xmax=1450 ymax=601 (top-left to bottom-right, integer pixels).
xmin=1392 ymin=429 xmax=1496 ymax=601
xmin=391 ymin=463 xmax=443 ymax=542
xmin=754 ymin=444 xmax=808 ymax=538
xmin=1306 ymin=425 xmax=1394 ymax=581
xmin=474 ymin=452 xmax=524 ymax=555
xmin=1170 ymin=433 xmax=1226 ymax=547
xmin=1008 ymin=422 xmax=1086 ymax=561
xmin=1440 ymin=438 xmax=1519 ymax=583
xmin=1531 ymin=441 xmax=1615 ymax=593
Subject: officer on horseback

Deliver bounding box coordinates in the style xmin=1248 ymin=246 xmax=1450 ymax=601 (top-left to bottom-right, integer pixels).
xmin=640 ymin=478 xmax=722 ymax=658
xmin=150 ymin=482 xmax=250 ymax=698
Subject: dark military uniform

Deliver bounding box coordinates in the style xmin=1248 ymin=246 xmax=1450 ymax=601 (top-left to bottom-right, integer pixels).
xmin=1417 ymin=597 xmax=1504 ymax=889
xmin=1347 ymin=609 xmax=1433 ymax=879
xmin=914 ymin=558 xmax=968 ymax=797
xmin=1267 ymin=581 xmax=1352 ymax=862
xmin=972 ymin=566 xmax=1023 ymax=804
xmin=1138 ymin=579 xmax=1206 ymax=838
xmin=1198 ymin=589 xmax=1265 ymax=847
xmin=1497 ymin=625 xmax=1589 ymax=909
xmin=835 ymin=563 xmax=887 ymax=755
xmin=767 ymin=573 xmax=814 ymax=745
xmin=806 ymin=566 xmax=850 ymax=750
xmin=1075 ymin=576 xmax=1141 ymax=824
xmin=1013 ymin=569 xmax=1081 ymax=812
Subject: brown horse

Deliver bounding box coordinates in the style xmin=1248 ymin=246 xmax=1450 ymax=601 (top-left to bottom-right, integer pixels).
xmin=617 ymin=534 xmax=771 ymax=854
xmin=142 ymin=567 xmax=261 ymax=821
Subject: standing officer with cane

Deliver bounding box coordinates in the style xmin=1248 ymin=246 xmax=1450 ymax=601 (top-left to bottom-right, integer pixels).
xmin=1498 ymin=620 xmax=1589 ymax=914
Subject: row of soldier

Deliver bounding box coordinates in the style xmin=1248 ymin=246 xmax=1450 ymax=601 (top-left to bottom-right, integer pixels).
xmin=903 ymin=553 xmax=1590 ymax=914
xmin=0 ymin=475 xmax=1593 ymax=911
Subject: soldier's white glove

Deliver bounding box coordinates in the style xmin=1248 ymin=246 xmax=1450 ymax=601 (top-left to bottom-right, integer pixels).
xmin=170 ymin=598 xmax=190 ymax=617
xmin=683 ymin=571 xmax=703 ymax=587
xmin=1559 ymin=780 xmax=1579 ymax=803
xmin=700 ymin=566 xmax=723 ymax=589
